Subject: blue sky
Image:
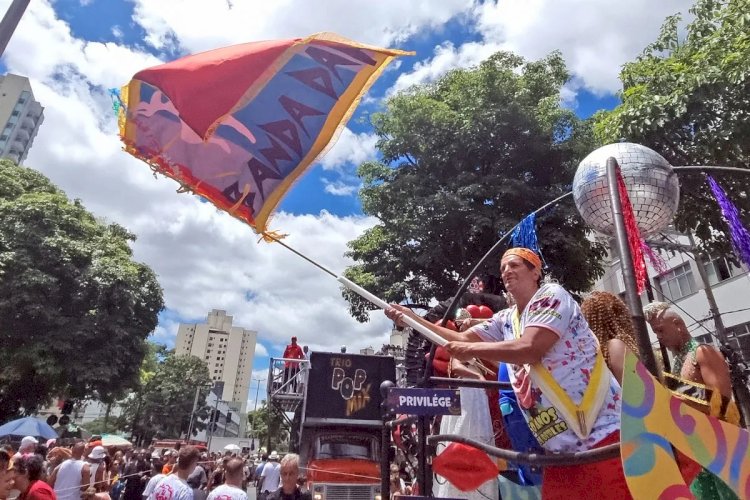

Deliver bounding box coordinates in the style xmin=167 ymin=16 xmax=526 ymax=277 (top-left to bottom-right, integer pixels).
xmin=2 ymin=0 xmax=692 ymax=406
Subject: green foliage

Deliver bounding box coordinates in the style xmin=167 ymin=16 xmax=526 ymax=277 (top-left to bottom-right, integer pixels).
xmin=0 ymin=160 xmax=165 ymax=423
xmin=593 ymin=0 xmax=750 ymax=254
xmin=343 ymin=52 xmax=606 ymax=320
xmin=121 ymin=352 xmax=211 ymax=445
xmin=247 ymin=402 xmax=288 ymax=451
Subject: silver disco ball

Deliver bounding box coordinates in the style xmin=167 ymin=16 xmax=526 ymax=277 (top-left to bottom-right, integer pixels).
xmin=572 ymin=143 xmax=680 ymax=237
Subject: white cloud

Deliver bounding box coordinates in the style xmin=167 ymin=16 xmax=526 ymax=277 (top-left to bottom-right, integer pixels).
xmin=472 ymin=0 xmax=694 ymax=95
xmin=386 ymin=0 xmax=693 ymax=98
xmin=111 ymin=25 xmax=124 ymax=40
xmin=254 ymin=343 xmax=269 ymax=358
xmin=128 ymin=0 xmax=473 ymax=53
xmin=322 ymin=179 xmax=359 ymax=197
xmin=318 ymin=128 xmax=378 ymax=172
xmin=389 ymin=40 xmax=501 ymax=94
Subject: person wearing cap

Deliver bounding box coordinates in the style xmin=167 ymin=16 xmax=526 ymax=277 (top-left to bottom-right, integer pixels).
xmin=386 ymin=247 xmax=629 ymax=500
xmin=85 ymin=447 xmax=108 ymax=493
xmin=13 ymin=437 xmax=38 ymax=460
xmin=281 ymin=337 xmax=304 ymax=394
xmin=257 ymin=452 xmax=280 ymax=500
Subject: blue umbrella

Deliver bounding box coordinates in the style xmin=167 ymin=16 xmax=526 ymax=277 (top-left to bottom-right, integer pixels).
xmin=0 ymin=417 xmax=58 ymax=440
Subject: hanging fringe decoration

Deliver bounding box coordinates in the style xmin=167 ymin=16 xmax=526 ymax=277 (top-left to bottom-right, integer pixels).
xmin=616 ymin=171 xmax=648 ymax=294
xmin=109 ymin=88 xmax=123 ymax=115
xmin=706 ymin=175 xmax=750 ymax=268
xmin=641 ymin=240 xmax=669 ymax=275
xmin=511 ymin=212 xmax=547 ymax=269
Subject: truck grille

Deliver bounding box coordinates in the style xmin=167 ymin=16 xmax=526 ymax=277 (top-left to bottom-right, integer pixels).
xmin=325 ymin=485 xmax=374 ymax=500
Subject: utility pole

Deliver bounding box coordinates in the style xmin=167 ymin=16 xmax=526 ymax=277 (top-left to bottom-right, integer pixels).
xmin=250 ymin=378 xmax=265 ymax=449
xmin=0 ymin=0 xmax=29 ymax=59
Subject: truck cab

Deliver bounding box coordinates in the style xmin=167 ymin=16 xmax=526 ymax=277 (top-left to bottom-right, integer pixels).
xmin=290 ymin=351 xmax=395 ymax=500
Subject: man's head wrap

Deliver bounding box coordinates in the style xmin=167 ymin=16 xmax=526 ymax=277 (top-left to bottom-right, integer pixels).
xmin=502 ymin=247 xmax=542 ymax=273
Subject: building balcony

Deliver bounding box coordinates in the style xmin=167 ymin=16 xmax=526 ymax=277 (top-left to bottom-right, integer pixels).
xmin=15 ymin=128 xmax=29 ymax=142
xmin=22 ymin=116 xmax=36 ymax=129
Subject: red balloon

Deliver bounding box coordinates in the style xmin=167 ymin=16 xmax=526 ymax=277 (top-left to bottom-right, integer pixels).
xmin=478 ymin=305 xmax=494 ymax=318
xmin=466 ymin=305 xmax=481 ymax=318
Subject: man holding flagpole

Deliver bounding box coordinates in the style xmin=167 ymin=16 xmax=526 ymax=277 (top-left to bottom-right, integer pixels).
xmin=386 ymin=248 xmax=631 ymax=499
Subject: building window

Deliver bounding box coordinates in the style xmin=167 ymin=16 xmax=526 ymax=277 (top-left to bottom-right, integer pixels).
xmin=656 ymin=262 xmax=697 ymax=301
xmin=11 ymin=110 xmax=19 ymax=117
xmin=726 ymin=322 xmax=750 ymax=363
xmin=704 ymin=256 xmax=743 ymax=285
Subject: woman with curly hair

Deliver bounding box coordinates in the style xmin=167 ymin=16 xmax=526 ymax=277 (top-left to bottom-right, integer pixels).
xmin=581 ymin=291 xmax=640 ymax=385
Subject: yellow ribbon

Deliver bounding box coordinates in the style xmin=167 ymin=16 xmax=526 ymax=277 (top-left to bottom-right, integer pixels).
xmin=512 ymin=310 xmax=610 ymax=440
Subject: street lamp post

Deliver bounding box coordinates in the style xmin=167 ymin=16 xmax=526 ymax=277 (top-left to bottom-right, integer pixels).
xmin=250 ymin=378 xmax=265 ymax=450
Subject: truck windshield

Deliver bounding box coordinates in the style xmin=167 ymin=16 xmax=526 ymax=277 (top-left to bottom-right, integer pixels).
xmin=316 ymin=435 xmax=374 ymax=460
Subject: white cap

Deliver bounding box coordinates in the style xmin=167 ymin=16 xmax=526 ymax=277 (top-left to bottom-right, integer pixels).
xmin=88 ymin=446 xmax=107 ymax=460
xmin=20 ymin=436 xmax=38 ymax=449
xmin=268 ymin=450 xmax=279 ymax=460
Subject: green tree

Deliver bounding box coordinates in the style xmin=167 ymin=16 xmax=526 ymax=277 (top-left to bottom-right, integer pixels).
xmin=593 ymin=0 xmax=750 ymax=256
xmin=343 ymin=52 xmax=605 ymax=320
xmin=247 ymin=402 xmax=288 ymax=452
xmin=121 ymin=352 xmax=211 ymax=445
xmin=0 ymin=160 xmax=164 ymax=423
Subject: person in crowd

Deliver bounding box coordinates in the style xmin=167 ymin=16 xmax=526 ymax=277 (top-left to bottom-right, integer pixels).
xmin=389 ymin=463 xmax=406 ymax=498
xmin=45 ymin=447 xmax=71 ymax=481
xmin=14 ymin=437 xmax=39 ymax=460
xmin=266 ymin=454 xmax=310 ymax=500
xmin=581 ymin=291 xmax=641 ymax=384
xmin=122 ymin=450 xmax=149 ymax=500
xmin=141 ymin=461 xmax=164 ymax=500
xmin=206 ymin=458 xmax=245 ymax=500
xmin=149 ymin=447 xmax=200 ymax=500
xmin=13 ymin=454 xmax=57 ymax=500
xmin=85 ymin=447 xmax=108 ymax=493
xmin=0 ymin=449 xmax=14 ymax=500
xmin=83 ymin=486 xmax=110 ymax=500
xmin=254 ymin=455 xmax=267 ymax=488
xmin=644 ymin=301 xmax=738 ymax=498
xmin=257 ymin=452 xmax=280 ymax=500
xmin=50 ymin=440 xmax=88 ymax=500
xmin=282 ymin=337 xmax=305 ymax=394
xmin=186 ymin=457 xmax=207 ymax=500
xmin=160 ymin=452 xmax=176 ymax=475
xmin=206 ymin=458 xmax=227 ymax=492
xmin=386 ymin=247 xmax=630 ymax=500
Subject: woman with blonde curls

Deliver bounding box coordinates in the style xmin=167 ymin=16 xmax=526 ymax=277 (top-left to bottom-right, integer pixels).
xmin=581 ymin=291 xmax=640 ymax=385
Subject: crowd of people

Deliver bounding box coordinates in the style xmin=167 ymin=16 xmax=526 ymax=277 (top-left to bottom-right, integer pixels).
xmin=386 ymin=246 xmax=739 ymax=499
xmin=0 ymin=438 xmax=311 ymax=500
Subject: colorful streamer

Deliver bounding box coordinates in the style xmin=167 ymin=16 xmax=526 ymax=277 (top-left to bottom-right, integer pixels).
xmin=706 ymin=175 xmax=750 ymax=268
xmin=616 ymin=170 xmax=648 ymax=294
xmin=641 ymin=240 xmax=669 ymax=276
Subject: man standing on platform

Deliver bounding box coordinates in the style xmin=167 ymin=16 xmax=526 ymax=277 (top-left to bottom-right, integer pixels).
xmin=281 ymin=337 xmax=304 ymax=394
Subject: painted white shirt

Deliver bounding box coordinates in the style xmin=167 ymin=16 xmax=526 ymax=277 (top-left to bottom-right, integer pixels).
xmin=143 ymin=474 xmax=166 ymax=499
xmin=149 ymin=474 xmax=193 ymax=500
xmin=207 ymin=484 xmax=247 ymax=500
xmin=469 ymin=283 xmax=621 ymax=452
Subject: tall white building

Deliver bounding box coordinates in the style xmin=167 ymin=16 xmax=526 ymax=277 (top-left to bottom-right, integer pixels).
xmin=0 ymin=74 xmax=44 ymax=164
xmin=594 ymin=231 xmax=750 ymax=363
xmin=175 ymin=310 xmax=257 ymax=435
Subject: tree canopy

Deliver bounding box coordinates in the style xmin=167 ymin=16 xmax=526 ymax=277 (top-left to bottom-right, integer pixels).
xmin=121 ymin=352 xmax=211 ymax=445
xmin=593 ymin=0 xmax=750 ymax=255
xmin=343 ymin=52 xmax=606 ymax=321
xmin=0 ymin=160 xmax=164 ymax=422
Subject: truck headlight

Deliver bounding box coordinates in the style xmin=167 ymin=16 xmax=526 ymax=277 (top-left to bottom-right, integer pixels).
xmin=313 ymin=495 xmax=323 ymax=500
xmin=374 ymin=495 xmax=382 ymax=500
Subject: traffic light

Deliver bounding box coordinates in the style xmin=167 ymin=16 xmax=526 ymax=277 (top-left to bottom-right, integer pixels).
xmin=225 ymin=411 xmax=232 ymax=423
xmin=61 ymin=400 xmax=74 ymax=415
